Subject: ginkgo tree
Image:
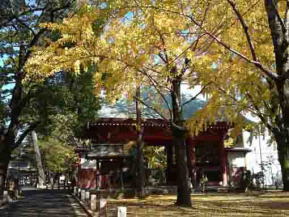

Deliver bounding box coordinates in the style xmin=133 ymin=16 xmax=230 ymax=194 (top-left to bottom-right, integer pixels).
xmin=25 ymin=1 xmax=221 ymax=206
xmin=177 ymin=0 xmax=289 ymax=190
xmin=160 ymin=0 xmax=289 ymax=191
xmin=104 ymin=0 xmax=289 ymax=191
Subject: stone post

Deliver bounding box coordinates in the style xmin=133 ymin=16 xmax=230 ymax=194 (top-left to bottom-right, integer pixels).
xmin=99 ymin=198 xmax=107 ymax=217
xmin=90 ymin=194 xmax=97 ymax=211
xmin=74 ymin=186 xmax=78 ymax=196
xmin=85 ymin=190 xmax=90 ymax=201
xmin=78 ymin=188 xmax=81 ymax=198
xmin=81 ymin=189 xmax=86 ymax=201
xmin=14 ymin=189 xmax=19 ymax=199
xmin=3 ymin=190 xmax=10 ymax=203
xmin=117 ymin=207 xmax=127 ymax=217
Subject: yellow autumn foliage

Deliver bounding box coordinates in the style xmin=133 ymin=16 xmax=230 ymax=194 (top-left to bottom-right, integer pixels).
xmin=25 ymin=0 xmax=280 ymax=136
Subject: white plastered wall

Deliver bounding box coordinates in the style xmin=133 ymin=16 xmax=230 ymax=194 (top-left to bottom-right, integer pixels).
xmin=243 ymin=129 xmax=282 ymax=187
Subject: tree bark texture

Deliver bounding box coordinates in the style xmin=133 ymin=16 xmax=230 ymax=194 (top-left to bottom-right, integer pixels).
xmin=0 ymin=0 xmax=73 ymax=196
xmin=0 ymin=48 xmax=27 ymax=195
xmin=31 ymin=131 xmax=46 ymax=188
xmin=0 ymin=134 xmax=14 ymax=196
xmin=265 ymin=0 xmax=289 ymax=190
xmin=171 ymin=76 xmax=192 ymax=207
xmin=0 ymin=142 xmax=11 ymax=196
xmin=273 ymin=128 xmax=289 ymax=190
xmin=135 ymin=87 xmax=145 ymax=198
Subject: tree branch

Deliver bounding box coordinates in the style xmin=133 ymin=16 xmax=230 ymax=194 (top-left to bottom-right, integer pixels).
xmin=265 ymin=0 xmax=289 ymax=77
xmin=129 ymin=4 xmax=278 ymax=80
xmin=140 ymin=69 xmax=173 ymax=119
xmin=188 ymin=14 xmax=278 ymax=81
xmin=0 ymin=7 xmax=46 ymax=28
xmin=270 ymin=0 xmax=287 ymax=34
xmin=14 ymin=16 xmax=36 ymax=36
xmin=182 ymin=83 xmax=210 ymax=106
xmin=13 ymin=122 xmax=40 ymax=149
xmin=134 ymin=95 xmax=186 ymax=132
xmin=285 ymin=1 xmax=289 ymax=28
xmin=227 ymin=0 xmax=258 ymax=61
xmin=133 ymin=95 xmax=169 ymax=121
xmin=245 ymin=93 xmax=274 ymax=132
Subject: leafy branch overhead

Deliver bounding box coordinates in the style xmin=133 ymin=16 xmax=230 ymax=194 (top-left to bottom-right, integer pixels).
xmin=26 ymin=2 xmax=218 ymax=133
xmin=22 ymin=0 xmax=289 ymax=199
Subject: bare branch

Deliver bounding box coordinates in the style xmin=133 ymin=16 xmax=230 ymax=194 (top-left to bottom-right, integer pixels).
xmin=156 ymin=29 xmax=169 ymax=65
xmin=133 ymin=96 xmax=169 ymax=121
xmin=13 ymin=122 xmax=40 ymax=149
xmin=158 ymin=53 xmax=167 ymax=64
xmin=135 ymin=95 xmax=186 ymax=132
xmin=245 ymin=93 xmax=274 ymax=131
xmin=182 ymin=83 xmax=210 ymax=106
xmin=14 ymin=16 xmax=36 ymax=36
xmin=0 ymin=7 xmax=46 ymax=28
xmin=140 ymin=69 xmax=173 ymax=119
xmin=270 ymin=0 xmax=287 ymax=34
xmin=227 ymin=0 xmax=257 ymax=61
xmin=188 ymin=14 xmax=278 ymax=80
xmin=285 ymin=1 xmax=289 ymax=26
xmin=285 ymin=1 xmax=289 ymax=46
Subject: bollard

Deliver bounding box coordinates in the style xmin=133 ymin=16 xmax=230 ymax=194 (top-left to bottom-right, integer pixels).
xmin=85 ymin=191 xmax=90 ymax=201
xmin=3 ymin=190 xmax=10 ymax=203
xmin=90 ymin=194 xmax=97 ymax=211
xmin=74 ymin=187 xmax=78 ymax=196
xmin=78 ymin=188 xmax=81 ymax=198
xmin=14 ymin=189 xmax=19 ymax=199
xmin=117 ymin=207 xmax=127 ymax=217
xmin=99 ymin=198 xmax=107 ymax=217
xmin=81 ymin=189 xmax=86 ymax=201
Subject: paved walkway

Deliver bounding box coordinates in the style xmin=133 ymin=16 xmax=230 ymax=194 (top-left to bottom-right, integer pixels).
xmin=0 ymin=189 xmax=87 ymax=217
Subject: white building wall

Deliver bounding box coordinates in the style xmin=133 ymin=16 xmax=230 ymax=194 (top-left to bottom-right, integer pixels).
xmin=80 ymin=157 xmax=96 ymax=169
xmin=243 ymin=130 xmax=282 ymax=187
xmin=228 ymin=152 xmax=246 ymax=168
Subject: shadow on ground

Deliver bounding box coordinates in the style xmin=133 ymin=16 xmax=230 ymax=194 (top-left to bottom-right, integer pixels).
xmin=0 ymin=189 xmax=87 ymax=217
xmin=107 ymin=192 xmax=289 ymax=217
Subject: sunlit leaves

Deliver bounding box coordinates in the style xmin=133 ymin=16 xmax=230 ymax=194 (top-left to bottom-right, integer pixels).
xmin=25 ymin=0 xmax=281 ymax=137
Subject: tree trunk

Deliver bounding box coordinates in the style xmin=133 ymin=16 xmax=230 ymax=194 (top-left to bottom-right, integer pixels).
xmin=135 ymin=87 xmax=145 ymax=198
xmin=31 ymin=131 xmax=46 ymax=188
xmin=269 ymin=80 xmax=289 ymax=190
xmin=273 ymin=129 xmax=289 ymax=190
xmin=171 ymin=75 xmax=192 ymax=207
xmin=174 ymin=132 xmax=192 ymax=206
xmin=0 ymin=157 xmax=10 ymax=196
xmin=265 ymin=0 xmax=289 ymax=191
xmin=0 ymin=137 xmax=12 ymax=196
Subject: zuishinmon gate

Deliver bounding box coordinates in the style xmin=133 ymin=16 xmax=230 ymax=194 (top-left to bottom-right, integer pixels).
xmin=75 ymin=118 xmax=250 ymax=191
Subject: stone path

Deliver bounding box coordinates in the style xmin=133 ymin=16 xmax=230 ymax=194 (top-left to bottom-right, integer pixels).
xmin=0 ymin=189 xmax=87 ymax=217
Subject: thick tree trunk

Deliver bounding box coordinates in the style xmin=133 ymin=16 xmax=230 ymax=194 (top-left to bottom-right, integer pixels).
xmin=136 ymin=129 xmax=145 ymax=197
xmin=271 ymin=80 xmax=289 ymax=190
xmin=0 ymin=158 xmax=10 ymax=196
xmin=171 ymin=75 xmax=192 ymax=207
xmin=173 ymin=132 xmax=192 ymax=206
xmin=265 ymin=0 xmax=289 ymax=191
xmin=31 ymin=131 xmax=46 ymax=188
xmin=135 ymin=87 xmax=145 ymax=198
xmin=0 ymin=136 xmax=13 ymax=196
xmin=273 ymin=129 xmax=289 ymax=190
xmin=0 ymin=67 xmax=23 ymax=196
